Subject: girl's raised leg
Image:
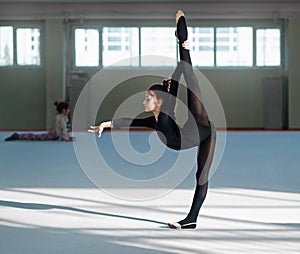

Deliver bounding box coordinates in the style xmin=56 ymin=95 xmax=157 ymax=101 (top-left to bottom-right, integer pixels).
xmin=176 ymin=11 xmax=209 ymax=127
xmin=168 ymin=10 xmax=216 ymax=229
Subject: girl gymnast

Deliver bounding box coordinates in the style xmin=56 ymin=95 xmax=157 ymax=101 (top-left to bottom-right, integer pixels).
xmin=5 ymin=101 xmax=73 ymax=142
xmin=89 ymin=10 xmax=216 ymax=229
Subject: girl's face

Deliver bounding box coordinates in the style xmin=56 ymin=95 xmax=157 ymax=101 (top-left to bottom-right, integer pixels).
xmin=61 ymin=108 xmax=70 ymax=116
xmin=143 ymin=91 xmax=161 ymax=112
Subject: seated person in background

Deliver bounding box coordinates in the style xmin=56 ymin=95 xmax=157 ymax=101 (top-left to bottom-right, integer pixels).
xmin=5 ymin=101 xmax=74 ymax=142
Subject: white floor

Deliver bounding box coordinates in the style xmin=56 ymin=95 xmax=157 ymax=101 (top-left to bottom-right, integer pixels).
xmin=0 ymin=131 xmax=300 ymax=254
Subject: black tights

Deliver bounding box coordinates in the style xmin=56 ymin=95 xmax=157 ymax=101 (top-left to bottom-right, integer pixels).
xmin=174 ymin=16 xmax=216 ymax=225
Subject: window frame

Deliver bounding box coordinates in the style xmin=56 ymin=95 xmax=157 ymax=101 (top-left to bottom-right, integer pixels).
xmin=0 ymin=25 xmax=14 ymax=67
xmin=102 ymin=26 xmax=140 ymax=67
xmin=215 ymin=26 xmax=254 ymax=67
xmin=0 ymin=23 xmax=43 ymax=69
xmin=74 ymin=26 xmax=101 ymax=68
xmin=254 ymin=26 xmax=282 ymax=68
xmin=15 ymin=26 xmax=42 ymax=67
xmin=70 ymin=20 xmax=284 ymax=70
xmin=72 ymin=24 xmax=102 ymax=71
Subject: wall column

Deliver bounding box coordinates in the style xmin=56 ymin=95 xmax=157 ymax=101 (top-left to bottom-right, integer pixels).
xmin=288 ymin=19 xmax=300 ymax=129
xmin=45 ymin=19 xmax=64 ymax=129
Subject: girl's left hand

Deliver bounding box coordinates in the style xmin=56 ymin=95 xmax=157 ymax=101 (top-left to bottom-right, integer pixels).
xmin=182 ymin=40 xmax=190 ymax=50
xmin=88 ymin=121 xmax=112 ymax=138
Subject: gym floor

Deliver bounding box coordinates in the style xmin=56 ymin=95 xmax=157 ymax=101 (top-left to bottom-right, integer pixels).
xmin=0 ymin=130 xmax=299 ymax=254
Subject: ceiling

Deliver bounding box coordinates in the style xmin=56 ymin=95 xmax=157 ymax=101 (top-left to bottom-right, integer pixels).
xmin=1 ymin=0 xmax=300 ymax=20
xmin=0 ymin=0 xmax=300 ymax=2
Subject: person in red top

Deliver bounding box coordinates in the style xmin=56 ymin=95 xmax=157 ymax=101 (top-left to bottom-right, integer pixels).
xmin=89 ymin=10 xmax=216 ymax=229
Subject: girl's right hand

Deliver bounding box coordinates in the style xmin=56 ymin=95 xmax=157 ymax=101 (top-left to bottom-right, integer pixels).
xmin=88 ymin=125 xmax=104 ymax=137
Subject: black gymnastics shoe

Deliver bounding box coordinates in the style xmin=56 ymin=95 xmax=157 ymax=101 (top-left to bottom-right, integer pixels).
xmin=168 ymin=221 xmax=197 ymax=229
xmin=175 ymin=10 xmax=185 ymax=26
xmin=5 ymin=133 xmax=19 ymax=141
xmin=175 ymin=10 xmax=188 ymax=43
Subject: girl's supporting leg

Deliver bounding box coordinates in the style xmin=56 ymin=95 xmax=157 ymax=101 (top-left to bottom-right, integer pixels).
xmin=178 ymin=125 xmax=216 ymax=227
xmin=168 ymin=127 xmax=216 ymax=229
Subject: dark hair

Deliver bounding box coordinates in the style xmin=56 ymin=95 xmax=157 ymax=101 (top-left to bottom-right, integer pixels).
xmin=148 ymin=79 xmax=170 ymax=102
xmin=54 ymin=100 xmax=69 ymax=113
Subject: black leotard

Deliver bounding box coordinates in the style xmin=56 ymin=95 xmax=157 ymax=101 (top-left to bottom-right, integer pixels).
xmin=113 ymin=14 xmax=216 ymax=226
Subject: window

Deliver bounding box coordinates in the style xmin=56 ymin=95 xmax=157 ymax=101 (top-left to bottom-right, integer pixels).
xmin=17 ymin=28 xmax=41 ymax=66
xmin=216 ymin=27 xmax=253 ymax=66
xmin=71 ymin=24 xmax=282 ymax=68
xmin=0 ymin=26 xmax=41 ymax=67
xmin=102 ymin=27 xmax=139 ymax=66
xmin=75 ymin=28 xmax=99 ymax=67
xmin=0 ymin=26 xmax=13 ymax=66
xmin=189 ymin=27 xmax=214 ymax=67
xmin=256 ymin=28 xmax=281 ymax=66
xmin=141 ymin=27 xmax=177 ymax=66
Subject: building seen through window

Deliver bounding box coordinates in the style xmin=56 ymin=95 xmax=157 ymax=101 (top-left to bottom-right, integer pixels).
xmin=75 ymin=28 xmax=99 ymax=67
xmin=256 ymin=28 xmax=281 ymax=66
xmin=102 ymin=27 xmax=139 ymax=66
xmin=0 ymin=26 xmax=13 ymax=66
xmin=216 ymin=27 xmax=253 ymax=66
xmin=17 ymin=28 xmax=40 ymax=66
xmin=141 ymin=27 xmax=177 ymax=66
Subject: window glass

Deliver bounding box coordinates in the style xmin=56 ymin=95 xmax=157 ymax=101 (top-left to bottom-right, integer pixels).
xmin=141 ymin=27 xmax=176 ymax=66
xmin=75 ymin=28 xmax=99 ymax=67
xmin=17 ymin=28 xmax=41 ymax=66
xmin=0 ymin=26 xmax=13 ymax=66
xmin=216 ymin=27 xmax=253 ymax=66
xmin=71 ymin=25 xmax=282 ymax=69
xmin=103 ymin=27 xmax=139 ymax=66
xmin=256 ymin=28 xmax=281 ymax=66
xmin=189 ymin=27 xmax=214 ymax=67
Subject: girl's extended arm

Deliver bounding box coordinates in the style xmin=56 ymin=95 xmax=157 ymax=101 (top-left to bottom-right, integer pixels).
xmin=88 ymin=117 xmax=155 ymax=138
xmin=88 ymin=121 xmax=113 ymax=137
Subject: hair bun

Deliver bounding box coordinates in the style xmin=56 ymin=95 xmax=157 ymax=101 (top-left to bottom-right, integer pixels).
xmin=162 ymin=79 xmax=171 ymax=93
xmin=54 ymin=100 xmax=61 ymax=106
